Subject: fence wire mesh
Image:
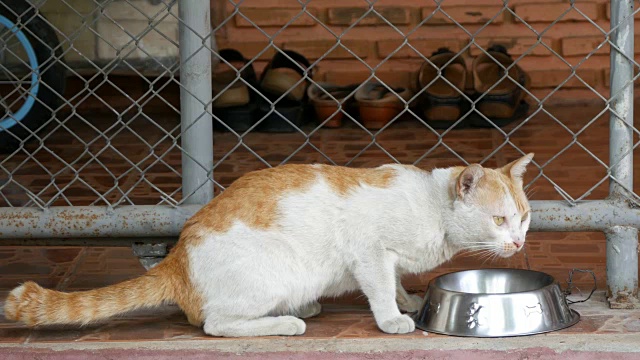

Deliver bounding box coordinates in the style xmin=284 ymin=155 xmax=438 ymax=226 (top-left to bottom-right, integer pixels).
xmin=0 ymin=0 xmax=637 ymax=214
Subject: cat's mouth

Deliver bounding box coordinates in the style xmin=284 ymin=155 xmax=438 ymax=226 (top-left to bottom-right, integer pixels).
xmin=498 ymin=244 xmax=521 ymax=258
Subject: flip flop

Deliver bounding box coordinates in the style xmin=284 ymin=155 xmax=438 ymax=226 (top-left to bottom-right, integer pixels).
xmin=260 ymin=50 xmax=312 ymax=101
xmin=212 ymin=49 xmax=258 ymax=132
xmin=257 ymin=50 xmax=313 ymax=132
xmin=415 ymin=48 xmax=468 ymax=129
xmin=470 ymin=45 xmax=531 ymax=127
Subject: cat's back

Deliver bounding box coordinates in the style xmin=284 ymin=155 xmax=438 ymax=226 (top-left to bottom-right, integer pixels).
xmin=180 ymin=163 xmax=418 ymax=241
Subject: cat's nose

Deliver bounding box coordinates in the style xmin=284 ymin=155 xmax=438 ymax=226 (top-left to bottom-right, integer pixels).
xmin=512 ymin=238 xmax=524 ymax=249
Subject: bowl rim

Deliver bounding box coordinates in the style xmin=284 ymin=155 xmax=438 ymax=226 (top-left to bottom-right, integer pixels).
xmin=429 ymin=268 xmax=558 ymax=296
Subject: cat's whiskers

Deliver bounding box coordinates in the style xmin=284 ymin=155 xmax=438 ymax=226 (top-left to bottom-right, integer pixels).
xmin=478 ymin=250 xmax=497 ymax=261
xmin=473 ymin=248 xmax=496 ymax=260
xmin=463 ymin=245 xmax=497 ymax=250
xmin=459 ymin=244 xmax=498 ymax=259
xmin=489 ymin=250 xmax=503 ymax=264
xmin=478 ymin=255 xmax=493 ymax=266
xmin=460 ymin=241 xmax=499 ymax=250
xmin=474 ymin=250 xmax=496 ymax=262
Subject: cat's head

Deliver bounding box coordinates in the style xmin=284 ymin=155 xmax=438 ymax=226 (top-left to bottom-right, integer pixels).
xmin=447 ymin=153 xmax=534 ymax=258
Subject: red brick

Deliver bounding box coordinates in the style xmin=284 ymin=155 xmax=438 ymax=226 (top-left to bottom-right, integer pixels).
xmin=527 ymin=68 xmax=603 ymax=88
xmin=235 ymin=7 xmax=318 ymax=27
xmin=323 ymin=69 xmax=413 ymax=88
xmin=561 ymin=36 xmax=609 ymax=57
xmin=327 ymin=6 xmax=412 ymax=26
xmin=528 ymin=88 xmax=606 ymax=104
xmin=377 ymin=38 xmax=463 ymax=58
xmin=469 ymin=37 xmax=554 ymax=56
xmin=322 ymin=70 xmax=371 ymax=86
xmin=215 ymin=40 xmax=280 ymax=61
xmin=514 ymin=2 xmax=600 ymax=23
xmin=421 ymin=5 xmax=505 ymax=25
xmin=284 ymin=39 xmax=370 ymax=60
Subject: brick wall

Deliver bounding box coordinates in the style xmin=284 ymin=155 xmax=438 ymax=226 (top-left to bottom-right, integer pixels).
xmin=33 ymin=0 xmax=632 ymax=102
xmin=215 ymin=0 xmax=622 ymax=101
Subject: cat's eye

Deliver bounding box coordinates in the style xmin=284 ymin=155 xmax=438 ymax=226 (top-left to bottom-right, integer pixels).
xmin=493 ymin=216 xmax=505 ymax=226
xmin=522 ymin=211 xmax=530 ymax=222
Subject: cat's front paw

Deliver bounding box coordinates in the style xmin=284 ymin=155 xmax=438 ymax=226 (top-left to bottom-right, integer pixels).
xmin=398 ymin=294 xmax=424 ymax=313
xmin=378 ymin=315 xmax=415 ymax=334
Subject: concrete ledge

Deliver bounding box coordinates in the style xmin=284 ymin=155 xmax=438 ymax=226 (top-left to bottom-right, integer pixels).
xmin=2 ymin=333 xmax=640 ymax=359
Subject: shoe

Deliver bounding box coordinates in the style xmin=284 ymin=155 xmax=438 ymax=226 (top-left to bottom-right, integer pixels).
xmin=470 ymin=45 xmax=530 ymax=127
xmin=257 ymin=50 xmax=312 ymax=132
xmin=355 ymin=80 xmax=413 ymax=130
xmin=212 ymin=49 xmax=258 ymax=132
xmin=415 ymin=47 xmax=468 ymax=129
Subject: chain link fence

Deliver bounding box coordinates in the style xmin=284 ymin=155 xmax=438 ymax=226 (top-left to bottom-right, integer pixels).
xmin=0 ymin=0 xmax=638 ymax=304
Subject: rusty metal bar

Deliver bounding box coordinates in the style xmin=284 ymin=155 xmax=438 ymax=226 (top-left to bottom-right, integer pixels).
xmin=530 ymin=200 xmax=639 ymax=232
xmin=179 ymin=0 xmax=214 ymax=205
xmin=606 ymin=226 xmax=639 ymax=308
xmin=0 ymin=201 xmax=638 ymax=240
xmin=0 ymin=237 xmax=177 ymax=247
xmin=609 ymin=1 xmax=635 ymax=200
xmin=0 ymin=205 xmax=199 ymax=239
xmin=607 ymin=0 xmax=638 ymax=308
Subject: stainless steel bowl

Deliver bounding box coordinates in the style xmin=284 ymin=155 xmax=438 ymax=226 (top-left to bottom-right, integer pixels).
xmin=414 ymin=269 xmax=580 ymax=337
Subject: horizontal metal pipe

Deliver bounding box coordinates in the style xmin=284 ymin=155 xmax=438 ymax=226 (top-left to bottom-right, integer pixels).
xmin=0 ymin=200 xmax=633 ymax=240
xmin=0 ymin=237 xmax=178 ymax=247
xmin=530 ymin=200 xmax=634 ymax=232
xmin=0 ymin=205 xmax=200 ymax=239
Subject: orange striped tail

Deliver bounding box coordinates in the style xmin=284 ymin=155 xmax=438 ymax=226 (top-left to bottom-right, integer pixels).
xmin=3 ymin=263 xmax=175 ymax=327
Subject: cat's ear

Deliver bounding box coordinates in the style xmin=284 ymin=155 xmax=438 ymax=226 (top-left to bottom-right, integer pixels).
xmin=456 ymin=164 xmax=484 ymax=199
xmin=502 ymin=153 xmax=534 ymax=180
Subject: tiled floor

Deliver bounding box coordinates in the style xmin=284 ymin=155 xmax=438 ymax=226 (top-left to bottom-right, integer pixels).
xmin=0 ymin=291 xmax=636 ymax=341
xmin=1 ymin=291 xmax=640 ymax=358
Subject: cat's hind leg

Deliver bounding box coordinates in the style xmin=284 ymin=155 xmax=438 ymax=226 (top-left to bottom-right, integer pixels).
xmin=204 ymin=316 xmax=306 ymax=337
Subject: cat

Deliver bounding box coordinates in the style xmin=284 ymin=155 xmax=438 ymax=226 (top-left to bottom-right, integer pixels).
xmin=3 ymin=154 xmax=534 ymax=337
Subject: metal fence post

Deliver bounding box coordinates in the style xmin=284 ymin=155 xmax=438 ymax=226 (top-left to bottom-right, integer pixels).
xmin=607 ymin=0 xmax=638 ymax=308
xmin=128 ymin=1 xmax=215 ymax=270
xmin=178 ymin=1 xmax=214 ymax=205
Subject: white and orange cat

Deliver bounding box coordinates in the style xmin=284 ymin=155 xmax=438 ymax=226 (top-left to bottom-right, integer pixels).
xmin=3 ymin=154 xmax=534 ymax=337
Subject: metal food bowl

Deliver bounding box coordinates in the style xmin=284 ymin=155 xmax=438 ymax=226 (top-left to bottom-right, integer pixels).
xmin=414 ymin=269 xmax=580 ymax=337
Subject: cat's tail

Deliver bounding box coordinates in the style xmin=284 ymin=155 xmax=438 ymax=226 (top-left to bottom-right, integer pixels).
xmin=3 ymin=257 xmax=178 ymax=327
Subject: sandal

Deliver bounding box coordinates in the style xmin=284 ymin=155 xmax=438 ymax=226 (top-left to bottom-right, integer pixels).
xmin=260 ymin=50 xmax=312 ymax=101
xmin=470 ymin=45 xmax=530 ymax=127
xmin=257 ymin=50 xmax=312 ymax=132
xmin=212 ymin=49 xmax=259 ymax=132
xmin=307 ymin=82 xmax=359 ymax=128
xmin=415 ymin=48 xmax=468 ymax=129
xmin=355 ymin=81 xmax=413 ymax=130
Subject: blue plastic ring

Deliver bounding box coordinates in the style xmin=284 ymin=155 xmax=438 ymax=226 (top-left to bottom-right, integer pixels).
xmin=0 ymin=14 xmax=40 ymax=132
